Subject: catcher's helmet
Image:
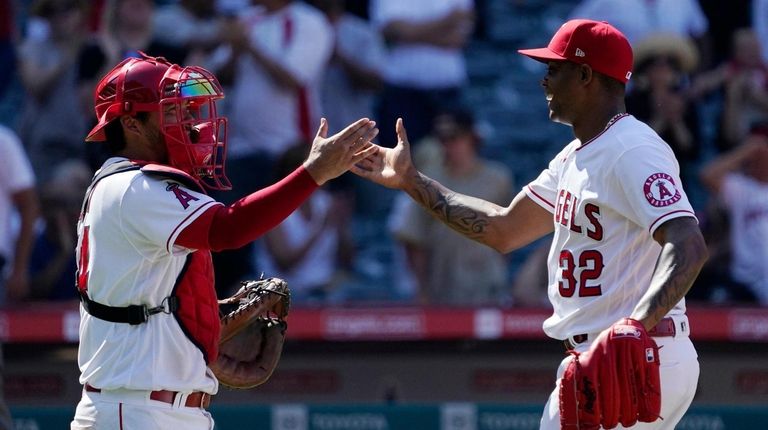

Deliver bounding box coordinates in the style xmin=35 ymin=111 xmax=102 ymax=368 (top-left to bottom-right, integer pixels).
xmin=86 ymin=53 xmax=231 ymax=190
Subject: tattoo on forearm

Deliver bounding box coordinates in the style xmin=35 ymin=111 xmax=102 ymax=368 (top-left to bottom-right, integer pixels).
xmin=647 ymin=255 xmax=697 ymax=321
xmin=634 ymin=223 xmax=706 ymax=327
xmin=410 ymin=173 xmax=490 ymax=240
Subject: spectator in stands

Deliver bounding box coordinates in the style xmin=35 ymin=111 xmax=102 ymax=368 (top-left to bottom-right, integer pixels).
xmin=568 ymin=0 xmax=709 ymax=47
xmin=697 ymin=0 xmax=752 ymax=68
xmin=313 ymin=0 xmax=384 ymax=136
xmin=17 ymin=0 xmax=91 ymax=181
xmin=369 ymin=0 xmax=475 ymax=148
xmin=213 ymin=0 xmax=333 ymax=191
xmin=720 ymin=29 xmax=768 ymax=148
xmin=208 ymin=0 xmax=334 ymax=293
xmin=89 ymin=0 xmax=188 ymax=65
xmin=686 ymin=192 xmax=752 ymax=304
xmin=0 ymin=124 xmax=39 ymax=306
xmin=312 ymin=0 xmax=387 ymax=215
xmin=257 ymin=143 xmax=355 ymax=304
xmin=691 ymin=28 xmax=768 ymax=150
xmin=510 ymin=239 xmax=551 ymax=308
xmin=78 ymin=0 xmax=191 ymax=170
xmin=699 ymin=126 xmax=768 ymax=305
xmin=152 ymin=0 xmax=226 ymax=66
xmin=0 ymin=124 xmax=20 ymax=430
xmin=389 ymin=108 xmax=514 ymax=305
xmin=0 ymin=0 xmax=16 ymax=106
xmin=28 ymin=159 xmax=91 ymax=301
xmin=754 ymin=0 xmax=768 ymax=63
xmin=626 ymin=34 xmax=701 ymax=188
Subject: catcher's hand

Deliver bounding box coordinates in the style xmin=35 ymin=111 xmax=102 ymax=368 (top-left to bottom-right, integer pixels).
xmin=210 ymin=277 xmax=291 ymax=389
xmin=560 ymin=318 xmax=661 ymax=429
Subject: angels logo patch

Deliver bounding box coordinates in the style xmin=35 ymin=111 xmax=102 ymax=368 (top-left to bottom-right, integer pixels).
xmin=166 ymin=182 xmax=199 ymax=209
xmin=643 ymin=173 xmax=681 ymax=207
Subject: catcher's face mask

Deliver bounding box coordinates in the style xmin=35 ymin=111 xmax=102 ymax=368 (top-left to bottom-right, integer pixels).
xmin=158 ymin=65 xmax=230 ymax=190
xmin=87 ymin=53 xmax=231 ymax=190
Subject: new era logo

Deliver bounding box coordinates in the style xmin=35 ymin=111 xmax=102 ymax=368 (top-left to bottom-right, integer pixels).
xmin=575 ymin=48 xmax=586 ymax=57
xmin=613 ymin=326 xmax=641 ymax=338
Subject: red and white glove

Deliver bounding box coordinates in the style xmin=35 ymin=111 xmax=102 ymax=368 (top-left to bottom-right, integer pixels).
xmin=560 ymin=318 xmax=662 ymax=429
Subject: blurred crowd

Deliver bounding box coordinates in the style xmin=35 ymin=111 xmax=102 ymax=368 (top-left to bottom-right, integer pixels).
xmin=0 ymin=0 xmax=766 ymax=308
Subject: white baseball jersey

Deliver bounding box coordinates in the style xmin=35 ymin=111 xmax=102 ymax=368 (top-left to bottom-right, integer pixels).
xmin=0 ymin=125 xmax=35 ymax=261
xmin=525 ymin=114 xmax=696 ymax=340
xmin=369 ymin=0 xmax=472 ymax=88
xmin=721 ymin=173 xmax=768 ymax=303
xmin=224 ymin=3 xmax=333 ymax=157
xmin=76 ymin=157 xmax=222 ymax=393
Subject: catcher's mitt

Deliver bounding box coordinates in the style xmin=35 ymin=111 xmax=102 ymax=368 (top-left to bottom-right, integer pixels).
xmin=560 ymin=318 xmax=661 ymax=429
xmin=209 ymin=277 xmax=291 ymax=389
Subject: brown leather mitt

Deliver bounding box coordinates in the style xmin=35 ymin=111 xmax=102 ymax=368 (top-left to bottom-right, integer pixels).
xmin=209 ymin=277 xmax=290 ymax=389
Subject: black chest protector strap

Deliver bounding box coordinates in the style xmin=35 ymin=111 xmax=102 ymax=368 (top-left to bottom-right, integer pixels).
xmin=77 ymin=160 xmax=181 ymax=325
xmin=79 ymin=292 xmax=180 ymax=325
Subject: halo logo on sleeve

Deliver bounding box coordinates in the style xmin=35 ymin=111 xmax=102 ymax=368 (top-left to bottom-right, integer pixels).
xmin=643 ymin=173 xmax=681 ymax=207
xmin=167 ymin=182 xmax=200 ymax=209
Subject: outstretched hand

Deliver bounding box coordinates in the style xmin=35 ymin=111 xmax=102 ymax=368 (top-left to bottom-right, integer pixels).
xmin=350 ymin=118 xmax=416 ymax=190
xmin=303 ymin=118 xmax=379 ymax=185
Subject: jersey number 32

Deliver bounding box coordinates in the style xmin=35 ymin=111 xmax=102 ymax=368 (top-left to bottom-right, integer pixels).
xmin=558 ymin=249 xmax=604 ymax=297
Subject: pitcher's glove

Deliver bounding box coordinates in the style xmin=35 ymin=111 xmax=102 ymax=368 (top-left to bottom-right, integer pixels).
xmin=560 ymin=318 xmax=661 ymax=429
xmin=210 ymin=277 xmax=290 ymax=389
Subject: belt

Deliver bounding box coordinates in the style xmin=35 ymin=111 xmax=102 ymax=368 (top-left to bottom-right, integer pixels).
xmin=84 ymin=384 xmax=211 ymax=409
xmin=563 ymin=316 xmax=679 ymax=350
xmin=563 ymin=333 xmax=589 ymax=350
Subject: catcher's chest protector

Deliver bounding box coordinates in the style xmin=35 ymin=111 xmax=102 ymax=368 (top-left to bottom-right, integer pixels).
xmin=173 ymin=250 xmax=220 ymax=363
xmin=78 ymin=160 xmax=221 ymax=363
xmin=140 ymin=164 xmax=221 ymax=364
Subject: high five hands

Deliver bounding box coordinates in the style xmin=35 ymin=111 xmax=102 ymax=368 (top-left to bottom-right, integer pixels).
xmin=350 ymin=118 xmax=416 ymax=190
xmin=303 ymin=118 xmax=379 ymax=185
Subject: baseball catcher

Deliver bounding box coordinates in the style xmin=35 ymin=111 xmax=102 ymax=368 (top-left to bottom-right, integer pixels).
xmin=210 ymin=277 xmax=291 ymax=389
xmin=72 ymin=49 xmax=378 ymax=428
xmin=560 ymin=318 xmax=662 ymax=429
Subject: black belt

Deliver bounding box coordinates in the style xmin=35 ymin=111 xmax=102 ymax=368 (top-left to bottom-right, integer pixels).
xmin=563 ymin=316 xmax=679 ymax=350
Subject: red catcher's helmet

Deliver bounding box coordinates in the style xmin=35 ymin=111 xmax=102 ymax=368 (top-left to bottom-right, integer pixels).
xmin=86 ymin=53 xmax=231 ymax=190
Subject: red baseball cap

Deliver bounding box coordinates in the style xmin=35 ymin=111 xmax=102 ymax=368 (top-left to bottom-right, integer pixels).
xmin=518 ymin=19 xmax=633 ymax=84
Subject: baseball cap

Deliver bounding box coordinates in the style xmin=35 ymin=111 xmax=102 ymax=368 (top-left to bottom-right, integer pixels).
xmin=518 ymin=19 xmax=633 ymax=84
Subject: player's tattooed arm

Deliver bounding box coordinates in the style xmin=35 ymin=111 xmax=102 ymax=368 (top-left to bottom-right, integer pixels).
xmin=351 ymin=118 xmax=552 ymax=251
xmin=406 ymin=172 xmax=494 ymax=240
xmin=403 ymin=172 xmax=553 ymax=253
xmin=632 ymin=217 xmax=708 ymax=330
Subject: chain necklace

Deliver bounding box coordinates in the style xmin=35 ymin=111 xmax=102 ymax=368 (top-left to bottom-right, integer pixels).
xmin=605 ymin=112 xmax=627 ymax=130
